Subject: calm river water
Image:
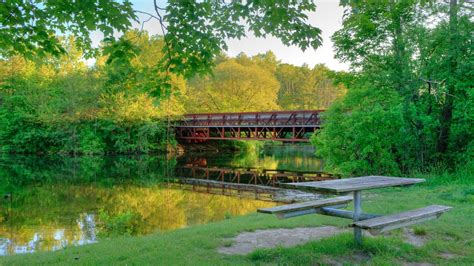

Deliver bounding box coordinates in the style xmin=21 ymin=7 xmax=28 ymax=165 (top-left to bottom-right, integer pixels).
xmin=0 ymin=144 xmax=324 ymax=256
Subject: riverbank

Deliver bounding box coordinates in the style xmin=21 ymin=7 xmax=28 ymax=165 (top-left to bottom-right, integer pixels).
xmin=2 ymin=170 xmax=472 ymax=265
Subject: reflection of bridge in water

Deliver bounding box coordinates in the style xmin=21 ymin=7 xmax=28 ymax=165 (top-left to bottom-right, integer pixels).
xmin=174 ymin=110 xmax=323 ymax=142
xmin=171 ymin=166 xmax=338 ymax=202
xmin=175 ymin=166 xmax=335 ymax=186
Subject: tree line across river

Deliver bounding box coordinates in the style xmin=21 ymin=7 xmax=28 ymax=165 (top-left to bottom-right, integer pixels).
xmin=0 ymin=31 xmax=344 ymax=156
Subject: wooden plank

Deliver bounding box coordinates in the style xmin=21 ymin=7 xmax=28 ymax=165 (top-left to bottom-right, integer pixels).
xmin=365 ymin=215 xmax=439 ymax=235
xmin=275 ymin=204 xmax=348 ymax=219
xmin=315 ymin=207 xmax=380 ymax=220
xmin=352 ymin=205 xmax=452 ymax=235
xmin=257 ymin=196 xmax=352 ymax=214
xmin=283 ymin=176 xmax=425 ymax=193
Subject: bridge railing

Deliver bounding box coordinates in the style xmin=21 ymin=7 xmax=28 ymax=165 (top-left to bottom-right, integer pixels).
xmin=176 ymin=110 xmax=323 ymax=127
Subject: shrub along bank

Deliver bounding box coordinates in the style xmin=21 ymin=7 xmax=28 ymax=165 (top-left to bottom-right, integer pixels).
xmin=0 ymin=118 xmax=170 ymax=155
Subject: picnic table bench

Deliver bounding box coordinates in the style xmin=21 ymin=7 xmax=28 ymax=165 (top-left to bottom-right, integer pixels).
xmin=258 ymin=176 xmax=451 ymax=244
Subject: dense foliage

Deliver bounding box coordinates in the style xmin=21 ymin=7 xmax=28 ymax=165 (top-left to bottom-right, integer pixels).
xmin=0 ymin=0 xmax=135 ymax=58
xmin=187 ymin=52 xmax=343 ymax=113
xmin=313 ymin=0 xmax=473 ymax=175
xmin=0 ymin=31 xmax=342 ymax=155
xmin=2 ymin=1 xmax=325 ymax=97
xmin=158 ymin=0 xmax=322 ymax=78
xmin=0 ymin=32 xmax=183 ymax=155
xmin=0 ymin=1 xmax=338 ymax=155
xmin=276 ymin=63 xmax=346 ymax=110
xmin=2 ymin=0 xmax=470 ymax=176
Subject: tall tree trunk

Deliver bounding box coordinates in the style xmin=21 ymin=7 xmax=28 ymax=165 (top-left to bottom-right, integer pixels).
xmin=394 ymin=15 xmax=406 ymax=95
xmin=437 ymin=0 xmax=458 ymax=154
xmin=392 ymin=5 xmax=410 ymax=98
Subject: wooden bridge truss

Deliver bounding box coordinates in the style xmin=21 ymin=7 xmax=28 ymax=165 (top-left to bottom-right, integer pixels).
xmin=174 ymin=110 xmax=323 ymax=142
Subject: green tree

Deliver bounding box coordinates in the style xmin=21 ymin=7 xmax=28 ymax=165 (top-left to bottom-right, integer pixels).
xmin=276 ymin=64 xmax=345 ymax=110
xmin=0 ymin=0 xmax=135 ymax=57
xmin=427 ymin=0 xmax=473 ymax=164
xmin=276 ymin=64 xmax=311 ymax=109
xmin=1 ymin=1 xmax=324 ymax=81
xmin=97 ymin=30 xmax=187 ymax=120
xmin=312 ymin=83 xmax=405 ymax=176
xmin=158 ymin=1 xmax=323 ymax=78
xmin=309 ymin=65 xmax=346 ymax=109
xmin=314 ymin=0 xmax=473 ymax=175
xmin=237 ymin=51 xmax=280 ymax=74
xmin=0 ymin=31 xmax=179 ymax=155
xmin=187 ymin=58 xmax=280 ymax=112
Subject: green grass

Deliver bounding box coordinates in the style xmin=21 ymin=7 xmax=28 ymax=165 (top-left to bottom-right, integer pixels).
xmin=1 ymin=171 xmax=473 ymax=265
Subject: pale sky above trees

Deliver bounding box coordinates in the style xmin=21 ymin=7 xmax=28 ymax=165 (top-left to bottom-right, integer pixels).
xmin=90 ymin=0 xmax=349 ymax=71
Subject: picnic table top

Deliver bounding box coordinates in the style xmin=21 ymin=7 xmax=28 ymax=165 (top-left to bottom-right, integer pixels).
xmin=283 ymin=176 xmax=425 ymax=193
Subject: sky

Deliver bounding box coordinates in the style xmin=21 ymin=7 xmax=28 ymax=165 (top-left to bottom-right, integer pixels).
xmin=96 ymin=0 xmax=349 ymax=71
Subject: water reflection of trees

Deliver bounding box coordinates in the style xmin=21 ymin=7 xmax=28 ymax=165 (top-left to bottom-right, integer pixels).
xmin=0 ymin=155 xmax=275 ymax=255
xmin=0 ymin=145 xmax=321 ymax=255
xmin=0 ymin=184 xmax=274 ymax=255
xmin=0 ymin=213 xmax=97 ymax=256
xmin=178 ymin=144 xmax=324 ymax=172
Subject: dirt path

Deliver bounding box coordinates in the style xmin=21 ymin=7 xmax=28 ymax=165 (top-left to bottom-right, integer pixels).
xmin=218 ymin=226 xmax=346 ymax=255
xmin=217 ymin=225 xmax=434 ymax=257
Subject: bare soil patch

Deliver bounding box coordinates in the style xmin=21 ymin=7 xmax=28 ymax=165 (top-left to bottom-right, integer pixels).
xmin=440 ymin=252 xmax=457 ymax=259
xmin=403 ymin=228 xmax=427 ymax=247
xmin=218 ymin=226 xmax=346 ymax=255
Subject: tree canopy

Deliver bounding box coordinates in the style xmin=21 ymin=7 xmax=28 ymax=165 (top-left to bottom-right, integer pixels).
xmin=1 ymin=0 xmax=471 ymax=177
xmin=0 ymin=0 xmax=136 ymax=57
xmin=135 ymin=1 xmax=322 ymax=78
xmin=276 ymin=64 xmax=345 ymax=110
xmin=1 ymin=1 xmax=323 ymax=79
xmin=0 ymin=28 xmax=342 ymax=155
xmin=187 ymin=58 xmax=280 ymax=112
xmin=314 ymin=0 xmax=473 ymax=175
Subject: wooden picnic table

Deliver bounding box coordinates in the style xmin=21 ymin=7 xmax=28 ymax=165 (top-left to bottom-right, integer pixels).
xmin=283 ymin=176 xmax=424 ymax=244
xmin=259 ymin=176 xmax=450 ymax=245
xmin=282 ymin=176 xmax=425 ymax=193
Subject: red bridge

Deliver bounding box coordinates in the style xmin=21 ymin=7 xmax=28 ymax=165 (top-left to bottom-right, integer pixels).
xmin=174 ymin=110 xmax=323 ymax=142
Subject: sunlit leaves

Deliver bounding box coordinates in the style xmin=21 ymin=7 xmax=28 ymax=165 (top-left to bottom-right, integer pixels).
xmin=0 ymin=32 xmax=176 ymax=155
xmin=0 ymin=0 xmax=136 ymax=58
xmin=100 ymin=31 xmax=186 ymax=114
xmin=162 ymin=0 xmax=322 ymax=78
xmin=313 ymin=85 xmax=405 ymax=176
xmin=102 ymin=37 xmax=140 ymax=88
xmin=1 ymin=0 xmax=324 ymax=102
xmin=316 ymin=0 xmax=473 ymax=174
xmin=186 ymin=57 xmax=280 ymax=112
xmin=276 ymin=64 xmax=345 ymax=110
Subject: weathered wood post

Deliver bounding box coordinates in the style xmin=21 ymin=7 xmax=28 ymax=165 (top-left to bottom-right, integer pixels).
xmin=353 ymin=191 xmax=362 ymax=245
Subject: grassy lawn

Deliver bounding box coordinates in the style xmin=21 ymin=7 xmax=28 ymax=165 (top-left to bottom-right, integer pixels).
xmin=1 ymin=171 xmax=473 ymax=265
